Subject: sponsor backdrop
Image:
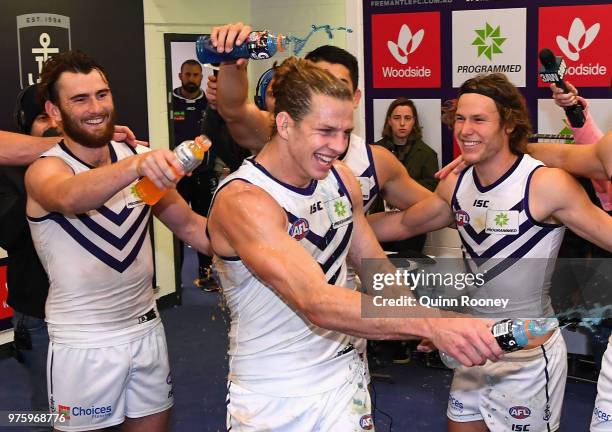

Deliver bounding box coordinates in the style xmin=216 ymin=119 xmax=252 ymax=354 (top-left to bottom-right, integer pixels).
xmin=363 ymin=0 xmax=612 ymax=165
xmin=0 ymin=0 xmax=147 ymax=331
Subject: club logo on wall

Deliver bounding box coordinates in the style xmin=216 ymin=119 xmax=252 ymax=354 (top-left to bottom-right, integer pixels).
xmin=16 ymin=13 xmax=71 ymax=89
xmin=371 ymin=12 xmax=441 ymax=88
xmin=556 ymin=18 xmax=599 ymax=62
xmin=472 ymin=23 xmax=506 ymax=61
xmin=387 ymin=24 xmax=424 ymax=65
xmin=539 ymin=5 xmax=611 ymax=87
xmin=452 ymin=8 xmax=526 ymax=87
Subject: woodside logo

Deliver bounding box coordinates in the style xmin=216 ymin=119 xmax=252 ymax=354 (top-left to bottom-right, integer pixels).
xmin=556 ymin=17 xmax=599 ymax=62
xmin=539 ymin=5 xmax=612 ymax=86
xmin=556 ymin=17 xmax=606 ymax=77
xmin=383 ymin=24 xmax=432 ymax=78
xmin=372 ymin=12 xmax=440 ymax=88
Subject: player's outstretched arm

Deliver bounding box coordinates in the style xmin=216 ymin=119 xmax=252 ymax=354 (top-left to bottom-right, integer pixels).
xmin=367 ymin=173 xmax=456 ymax=242
xmin=371 ymin=144 xmax=433 ymax=210
xmin=209 ymin=177 xmax=502 ymax=366
xmin=530 ymin=167 xmax=612 ymax=252
xmin=153 ymin=190 xmax=211 ymax=256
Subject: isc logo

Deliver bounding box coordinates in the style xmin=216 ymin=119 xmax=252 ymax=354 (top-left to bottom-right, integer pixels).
xmin=310 ymin=201 xmax=323 ymax=214
xmin=473 ymin=199 xmax=489 ymax=208
xmin=509 ymin=406 xmax=532 ymax=419
xmin=511 ymin=425 xmax=531 ymax=431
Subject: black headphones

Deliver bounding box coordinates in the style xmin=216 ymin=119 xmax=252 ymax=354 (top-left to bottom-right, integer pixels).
xmin=13 ymin=85 xmax=42 ymax=134
xmin=254 ymin=67 xmax=275 ymax=111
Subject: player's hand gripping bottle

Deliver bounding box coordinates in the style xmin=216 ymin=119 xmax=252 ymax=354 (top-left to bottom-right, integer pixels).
xmin=134 ymin=135 xmax=212 ymax=205
xmin=440 ymin=318 xmax=559 ymax=369
xmin=196 ymin=30 xmax=289 ymax=63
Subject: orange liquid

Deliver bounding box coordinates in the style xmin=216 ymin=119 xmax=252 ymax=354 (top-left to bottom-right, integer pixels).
xmin=134 ymin=176 xmax=170 ymax=205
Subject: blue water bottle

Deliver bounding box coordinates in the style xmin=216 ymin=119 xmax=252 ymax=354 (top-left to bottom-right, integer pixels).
xmin=196 ymin=30 xmax=289 ymax=64
xmin=439 ymin=318 xmax=559 ymax=369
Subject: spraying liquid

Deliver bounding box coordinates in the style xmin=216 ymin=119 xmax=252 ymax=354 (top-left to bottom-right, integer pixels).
xmin=286 ymin=25 xmax=353 ymax=55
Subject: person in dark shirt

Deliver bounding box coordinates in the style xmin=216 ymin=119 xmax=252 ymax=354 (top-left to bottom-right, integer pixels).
xmin=373 ymin=98 xmax=439 ymax=254
xmin=172 ymin=59 xmax=217 ymax=290
xmin=374 ymin=98 xmax=439 ymax=192
xmin=0 ymin=84 xmax=58 ymax=430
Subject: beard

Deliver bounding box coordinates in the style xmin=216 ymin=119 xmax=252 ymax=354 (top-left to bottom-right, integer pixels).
xmin=182 ymin=82 xmax=199 ymax=93
xmin=60 ymin=106 xmax=116 ymax=149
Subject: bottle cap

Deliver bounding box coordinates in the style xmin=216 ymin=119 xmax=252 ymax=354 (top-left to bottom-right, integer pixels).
xmin=195 ymin=134 xmax=212 ymax=152
xmin=277 ymin=34 xmax=286 ymax=52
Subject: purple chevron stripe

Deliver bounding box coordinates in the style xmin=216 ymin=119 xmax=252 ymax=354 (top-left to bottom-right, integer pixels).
xmin=95 ymin=204 xmax=135 ymax=225
xmin=44 ymin=211 xmax=150 ymax=272
xmin=478 ymin=228 xmax=555 ymax=284
xmin=76 ymin=205 xmax=149 ymax=250
xmin=285 ymin=210 xmax=339 ymax=252
xmin=327 ymin=265 xmax=342 ymax=285
xmin=321 ymin=223 xmax=353 ymax=273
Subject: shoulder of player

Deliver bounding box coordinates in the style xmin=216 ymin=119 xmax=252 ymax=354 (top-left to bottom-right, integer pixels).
xmin=332 ymin=160 xmax=363 ymax=204
xmin=529 ymin=166 xmax=579 ymax=207
xmin=598 ymin=131 xmax=612 ymax=178
xmin=435 ymin=170 xmax=460 ymax=203
xmin=212 ymin=179 xmax=285 ymax=224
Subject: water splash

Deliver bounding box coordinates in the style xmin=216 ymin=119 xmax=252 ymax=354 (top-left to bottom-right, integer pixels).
xmin=554 ymin=303 xmax=612 ymax=332
xmin=287 ymin=24 xmax=353 ymax=55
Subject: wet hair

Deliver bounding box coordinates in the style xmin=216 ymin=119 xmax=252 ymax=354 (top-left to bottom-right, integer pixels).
xmin=442 ymin=73 xmax=532 ymax=155
xmin=271 ymin=56 xmax=353 ymax=135
xmin=381 ymin=97 xmax=422 ymax=141
xmin=39 ymin=50 xmax=108 ymax=105
xmin=305 ymin=45 xmax=359 ymax=91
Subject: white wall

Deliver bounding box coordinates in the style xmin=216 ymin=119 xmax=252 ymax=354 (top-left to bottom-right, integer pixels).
xmin=143 ymin=0 xmax=250 ymax=297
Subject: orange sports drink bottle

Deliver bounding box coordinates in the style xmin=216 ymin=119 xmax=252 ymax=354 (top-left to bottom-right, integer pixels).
xmin=134 ymin=134 xmax=212 ymax=205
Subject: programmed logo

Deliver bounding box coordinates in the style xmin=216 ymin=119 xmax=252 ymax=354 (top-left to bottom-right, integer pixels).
xmin=539 ymin=5 xmax=612 ymax=87
xmin=472 ymin=23 xmax=506 ymax=60
xmin=371 ymin=12 xmax=440 ymax=88
xmin=452 ymin=8 xmax=526 ymax=87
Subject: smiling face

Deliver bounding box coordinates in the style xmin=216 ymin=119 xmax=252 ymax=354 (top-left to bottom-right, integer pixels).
xmin=454 ymin=93 xmax=512 ymax=166
xmin=281 ymin=93 xmax=354 ymax=184
xmin=47 ymin=69 xmax=115 ymax=148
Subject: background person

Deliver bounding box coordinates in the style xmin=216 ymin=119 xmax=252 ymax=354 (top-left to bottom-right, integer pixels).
xmin=0 ymin=84 xmax=59 ymax=432
xmin=172 ymin=59 xmax=217 ymax=290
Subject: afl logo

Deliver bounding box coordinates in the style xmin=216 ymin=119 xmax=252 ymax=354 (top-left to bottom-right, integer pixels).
xmin=289 ymin=218 xmax=309 ymax=240
xmin=454 ymin=210 xmax=470 ymax=226
xmin=509 ymin=406 xmax=531 ymax=419
xmin=359 ymin=414 xmax=373 ymax=430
